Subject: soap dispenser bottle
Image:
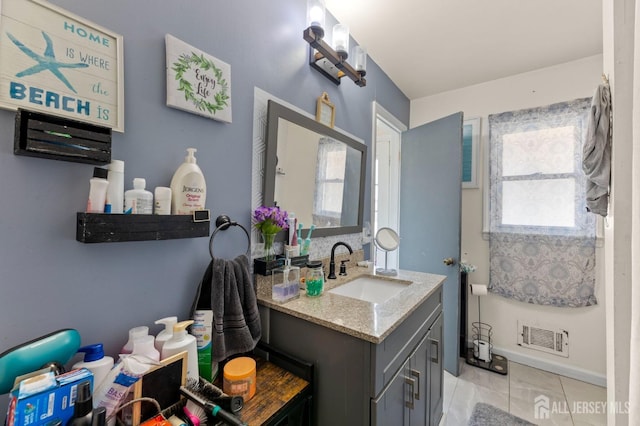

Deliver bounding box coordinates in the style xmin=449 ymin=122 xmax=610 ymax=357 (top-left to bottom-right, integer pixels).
xmin=154 ymin=316 xmax=177 ymax=353
xmin=121 ymin=326 xmax=149 ymax=354
xmin=161 ymin=320 xmax=198 ymax=381
xmin=170 ymin=148 xmax=206 ymax=215
xmin=72 ymin=344 xmax=115 ymax=391
xmin=130 ymin=335 xmax=160 ymax=362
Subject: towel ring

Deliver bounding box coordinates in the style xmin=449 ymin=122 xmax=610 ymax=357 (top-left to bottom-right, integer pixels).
xmin=209 ymin=214 xmax=251 ymax=259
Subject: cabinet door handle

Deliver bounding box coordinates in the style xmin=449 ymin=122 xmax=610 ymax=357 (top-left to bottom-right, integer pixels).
xmin=430 ymin=338 xmax=439 ymax=363
xmin=410 ymin=369 xmax=421 ymax=400
xmin=404 ymin=377 xmax=415 ymax=409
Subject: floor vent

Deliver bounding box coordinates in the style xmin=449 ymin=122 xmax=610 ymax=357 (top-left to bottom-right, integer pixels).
xmin=517 ymin=320 xmax=569 ymax=357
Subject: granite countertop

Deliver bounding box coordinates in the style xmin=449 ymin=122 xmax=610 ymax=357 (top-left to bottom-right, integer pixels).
xmin=256 ymin=266 xmax=445 ymax=344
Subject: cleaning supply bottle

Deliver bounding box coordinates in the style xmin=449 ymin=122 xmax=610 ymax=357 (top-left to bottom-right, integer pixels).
xmin=106 ymin=160 xmax=124 ymax=214
xmin=161 ymin=320 xmax=198 ymax=381
xmin=87 ymin=167 xmax=109 ymax=213
xmin=170 ymin=148 xmax=206 ymax=215
xmin=124 ymin=178 xmax=153 ymax=214
xmin=154 ymin=316 xmax=177 ymax=353
xmin=121 ymin=326 xmax=149 ymax=354
xmin=72 ymin=344 xmax=115 ymax=391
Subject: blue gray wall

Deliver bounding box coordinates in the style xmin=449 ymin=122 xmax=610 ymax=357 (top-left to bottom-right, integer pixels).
xmin=0 ymin=0 xmax=408 ymax=406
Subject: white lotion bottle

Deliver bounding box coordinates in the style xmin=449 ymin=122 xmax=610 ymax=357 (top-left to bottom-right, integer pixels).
xmin=106 ymin=160 xmax=125 ymax=213
xmin=87 ymin=167 xmax=109 ymax=213
xmin=170 ymin=148 xmax=206 ymax=215
xmin=124 ymin=178 xmax=153 ymax=214
xmin=121 ymin=326 xmax=149 ymax=354
xmin=72 ymin=343 xmax=114 ymax=391
xmin=130 ymin=335 xmax=160 ymax=362
xmin=161 ymin=320 xmax=198 ymax=381
xmin=154 ymin=316 xmax=177 ymax=353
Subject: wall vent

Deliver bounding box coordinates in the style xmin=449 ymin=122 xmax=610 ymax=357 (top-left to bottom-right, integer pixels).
xmin=517 ymin=320 xmax=569 ymax=357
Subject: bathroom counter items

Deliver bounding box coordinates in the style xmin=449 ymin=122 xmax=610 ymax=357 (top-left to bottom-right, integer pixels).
xmin=256 ymin=266 xmax=445 ymax=344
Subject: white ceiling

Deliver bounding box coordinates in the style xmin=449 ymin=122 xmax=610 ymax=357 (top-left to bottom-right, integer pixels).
xmin=325 ymin=0 xmax=603 ymax=100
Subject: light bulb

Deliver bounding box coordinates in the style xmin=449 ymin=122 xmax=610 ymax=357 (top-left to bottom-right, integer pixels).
xmin=332 ymin=24 xmax=349 ymax=60
xmin=307 ymin=0 xmax=326 ymax=38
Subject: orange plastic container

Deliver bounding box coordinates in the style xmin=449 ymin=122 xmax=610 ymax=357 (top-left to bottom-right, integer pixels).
xmin=223 ymin=357 xmax=256 ymax=401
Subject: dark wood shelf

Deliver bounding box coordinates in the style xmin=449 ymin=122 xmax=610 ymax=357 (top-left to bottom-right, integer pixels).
xmin=76 ymin=212 xmax=210 ymax=243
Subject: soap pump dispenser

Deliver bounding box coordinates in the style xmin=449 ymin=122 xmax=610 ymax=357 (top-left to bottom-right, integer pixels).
xmin=161 ymin=320 xmax=198 ymax=380
xmin=154 ymin=316 xmax=178 ymax=353
xmin=170 ymin=148 xmax=206 ymax=215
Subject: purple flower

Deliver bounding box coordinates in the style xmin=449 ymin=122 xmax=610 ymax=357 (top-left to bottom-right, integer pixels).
xmin=253 ymin=206 xmax=289 ymax=234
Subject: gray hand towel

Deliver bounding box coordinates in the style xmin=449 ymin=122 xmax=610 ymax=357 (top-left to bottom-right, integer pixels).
xmin=191 ymin=254 xmax=261 ymax=362
xmin=583 ymin=83 xmax=611 ymax=217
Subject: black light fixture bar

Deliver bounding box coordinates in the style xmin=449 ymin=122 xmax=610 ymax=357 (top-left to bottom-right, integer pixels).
xmin=303 ymin=27 xmax=366 ymax=87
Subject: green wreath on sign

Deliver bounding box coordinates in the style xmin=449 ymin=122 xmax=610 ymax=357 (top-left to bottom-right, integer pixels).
xmin=172 ymin=52 xmax=229 ymax=114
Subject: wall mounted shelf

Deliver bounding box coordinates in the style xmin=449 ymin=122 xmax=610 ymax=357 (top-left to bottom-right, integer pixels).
xmin=76 ymin=212 xmax=210 ymax=243
xmin=15 ymin=109 xmax=112 ymax=165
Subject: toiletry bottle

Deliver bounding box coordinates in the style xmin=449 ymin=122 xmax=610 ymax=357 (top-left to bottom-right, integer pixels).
xmin=154 ymin=316 xmax=177 ymax=352
xmin=170 ymin=148 xmax=206 ymax=215
xmin=87 ymin=167 xmax=109 ymax=213
xmin=72 ymin=344 xmax=115 ymax=391
xmin=161 ymin=320 xmax=198 ymax=381
xmin=106 ymin=160 xmax=124 ymax=214
xmin=124 ymin=178 xmax=153 ymax=214
xmin=121 ymin=326 xmax=149 ymax=354
xmin=154 ymin=187 xmax=172 ymax=215
xmin=130 ymin=335 xmax=160 ymax=362
xmin=192 ymin=310 xmax=216 ymax=381
xmin=67 ymin=380 xmax=94 ymax=426
xmin=272 ymin=259 xmax=300 ymax=303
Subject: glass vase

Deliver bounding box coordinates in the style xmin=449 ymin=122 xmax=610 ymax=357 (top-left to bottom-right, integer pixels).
xmin=261 ymin=232 xmax=277 ymax=261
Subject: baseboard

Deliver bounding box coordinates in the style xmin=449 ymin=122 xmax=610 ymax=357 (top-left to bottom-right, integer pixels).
xmin=464 ymin=340 xmax=607 ymax=388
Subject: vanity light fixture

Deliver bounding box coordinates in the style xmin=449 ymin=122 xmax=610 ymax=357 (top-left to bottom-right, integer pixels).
xmin=303 ymin=0 xmax=366 ymax=87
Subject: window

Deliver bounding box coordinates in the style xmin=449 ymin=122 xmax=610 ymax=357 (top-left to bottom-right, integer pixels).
xmin=488 ymin=98 xmax=597 ymax=307
xmin=313 ymin=138 xmax=346 ymax=226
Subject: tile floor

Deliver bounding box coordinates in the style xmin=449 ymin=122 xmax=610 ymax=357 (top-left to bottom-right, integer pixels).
xmin=440 ymin=359 xmax=607 ymax=425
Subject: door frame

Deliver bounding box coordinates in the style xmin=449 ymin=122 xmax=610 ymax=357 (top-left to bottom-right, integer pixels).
xmin=371 ymin=102 xmax=407 ymax=263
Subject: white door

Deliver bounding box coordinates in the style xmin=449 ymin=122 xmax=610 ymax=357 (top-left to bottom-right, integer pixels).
xmin=374 ymin=116 xmax=401 ymax=270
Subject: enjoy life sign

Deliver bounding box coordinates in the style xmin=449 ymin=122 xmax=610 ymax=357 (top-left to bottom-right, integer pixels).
xmin=165 ymin=34 xmax=232 ymax=123
xmin=0 ymin=0 xmax=124 ymax=131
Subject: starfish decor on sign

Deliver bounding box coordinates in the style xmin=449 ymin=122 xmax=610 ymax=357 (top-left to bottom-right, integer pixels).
xmin=6 ymin=31 xmax=89 ymax=93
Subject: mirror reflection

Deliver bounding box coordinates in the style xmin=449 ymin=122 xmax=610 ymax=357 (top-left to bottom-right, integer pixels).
xmin=264 ymin=100 xmax=367 ymax=238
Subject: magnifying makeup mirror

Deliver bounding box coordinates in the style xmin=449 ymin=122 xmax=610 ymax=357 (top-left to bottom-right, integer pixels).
xmin=375 ymin=227 xmax=399 ymax=276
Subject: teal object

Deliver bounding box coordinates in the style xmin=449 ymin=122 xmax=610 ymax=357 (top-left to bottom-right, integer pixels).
xmin=0 ymin=329 xmax=81 ymax=394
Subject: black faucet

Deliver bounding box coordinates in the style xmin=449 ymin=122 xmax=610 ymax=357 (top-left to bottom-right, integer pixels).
xmin=328 ymin=241 xmax=353 ymax=279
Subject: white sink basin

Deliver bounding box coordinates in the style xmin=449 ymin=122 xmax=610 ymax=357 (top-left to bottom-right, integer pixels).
xmin=328 ymin=275 xmax=411 ymax=304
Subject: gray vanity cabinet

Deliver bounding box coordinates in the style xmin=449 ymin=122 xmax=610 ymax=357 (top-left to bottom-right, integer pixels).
xmin=372 ymin=312 xmax=443 ymax=426
xmin=263 ymin=285 xmax=443 ymax=426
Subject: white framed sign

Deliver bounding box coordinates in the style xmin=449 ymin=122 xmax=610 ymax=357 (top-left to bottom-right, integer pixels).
xmin=315 ymin=92 xmax=335 ymax=128
xmin=0 ymin=0 xmax=124 ymax=132
xmin=165 ymin=34 xmax=232 ymax=123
